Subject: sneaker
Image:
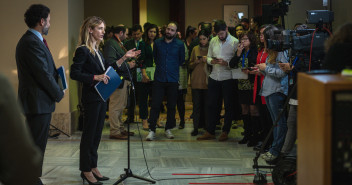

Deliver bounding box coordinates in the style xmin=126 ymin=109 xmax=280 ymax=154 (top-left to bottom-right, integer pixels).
xmin=165 ymin=129 xmax=174 ymax=139
xmin=262 ymin=151 xmax=277 ymax=162
xmin=146 ymin=131 xmax=156 ymax=141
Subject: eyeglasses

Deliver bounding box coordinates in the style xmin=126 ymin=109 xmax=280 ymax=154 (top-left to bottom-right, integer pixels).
xmin=241 ymin=38 xmax=249 ymax=41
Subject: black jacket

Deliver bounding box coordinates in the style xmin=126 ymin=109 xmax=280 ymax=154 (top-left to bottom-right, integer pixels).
xmin=15 ymin=30 xmax=64 ymax=114
xmin=71 ymin=46 xmax=118 ymax=103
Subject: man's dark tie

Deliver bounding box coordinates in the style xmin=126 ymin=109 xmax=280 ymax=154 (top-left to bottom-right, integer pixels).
xmin=43 ymin=38 xmax=50 ymax=51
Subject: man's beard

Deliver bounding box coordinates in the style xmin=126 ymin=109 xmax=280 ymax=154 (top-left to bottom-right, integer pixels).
xmin=165 ymin=33 xmax=175 ymax=40
xmin=219 ymin=33 xmax=227 ymax=41
xmin=42 ymin=23 xmax=49 ymax=35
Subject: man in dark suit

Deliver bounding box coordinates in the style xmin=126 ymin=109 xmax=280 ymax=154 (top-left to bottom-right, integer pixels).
xmin=15 ymin=4 xmax=64 ymax=185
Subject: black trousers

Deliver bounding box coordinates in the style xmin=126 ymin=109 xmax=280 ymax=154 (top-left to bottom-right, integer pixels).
xmin=191 ymin=89 xmax=208 ymax=130
xmin=26 ymin=113 xmax=52 ymax=176
xmin=126 ymin=83 xmax=136 ymax=120
xmin=177 ymin=89 xmax=186 ymax=124
xmin=80 ymin=100 xmax=107 ymax=172
xmin=232 ymin=79 xmax=242 ymax=121
xmin=207 ymin=78 xmax=235 ymax=135
xmin=148 ymin=81 xmax=178 ymax=132
xmin=138 ymin=82 xmax=152 ymax=120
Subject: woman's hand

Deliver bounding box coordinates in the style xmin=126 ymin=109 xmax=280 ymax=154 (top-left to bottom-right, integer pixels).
xmin=142 ymin=74 xmax=150 ymax=83
xmin=279 ymin=63 xmax=292 ymax=73
xmin=241 ymin=68 xmax=249 ymax=74
xmin=256 ymin=63 xmax=266 ymax=71
xmin=236 ymin=44 xmax=244 ymax=56
xmin=94 ymin=74 xmax=110 ymax=84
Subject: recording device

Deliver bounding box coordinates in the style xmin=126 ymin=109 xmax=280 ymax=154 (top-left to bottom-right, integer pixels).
xmin=266 ymin=10 xmax=333 ymax=52
xmin=212 ymin=57 xmax=218 ymax=60
xmin=197 ymin=56 xmax=202 ymax=59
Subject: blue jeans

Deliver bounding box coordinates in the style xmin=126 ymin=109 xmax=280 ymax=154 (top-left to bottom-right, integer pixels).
xmin=265 ymin=93 xmax=287 ymax=156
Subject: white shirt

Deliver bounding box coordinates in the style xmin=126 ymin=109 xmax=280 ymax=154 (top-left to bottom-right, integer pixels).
xmin=207 ymin=34 xmax=239 ymax=81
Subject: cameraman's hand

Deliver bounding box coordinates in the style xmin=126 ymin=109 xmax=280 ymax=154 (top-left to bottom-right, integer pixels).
xmin=279 ymin=63 xmax=292 ymax=73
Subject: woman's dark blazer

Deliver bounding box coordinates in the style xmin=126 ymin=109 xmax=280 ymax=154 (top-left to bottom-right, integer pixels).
xmin=70 ymin=46 xmax=117 ymax=103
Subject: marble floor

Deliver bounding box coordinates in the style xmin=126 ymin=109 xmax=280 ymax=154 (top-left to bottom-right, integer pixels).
xmin=43 ymin=121 xmax=273 ymax=185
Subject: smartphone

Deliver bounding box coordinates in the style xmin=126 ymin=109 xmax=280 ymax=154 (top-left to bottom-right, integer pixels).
xmin=278 ymin=61 xmax=283 ymax=63
xmin=197 ymin=56 xmax=202 ymax=59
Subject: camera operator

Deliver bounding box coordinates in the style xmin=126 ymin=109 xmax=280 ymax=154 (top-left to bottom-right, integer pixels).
xmin=254 ymin=25 xmax=289 ymax=163
xmin=278 ymin=24 xmax=308 ymax=157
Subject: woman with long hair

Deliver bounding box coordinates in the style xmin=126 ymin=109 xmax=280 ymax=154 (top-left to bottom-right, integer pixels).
xmin=188 ymin=30 xmax=211 ymax=136
xmin=252 ymin=25 xmax=273 ymax=151
xmin=138 ymin=24 xmax=164 ymax=130
xmin=229 ymin=31 xmax=259 ymax=146
xmin=70 ymin=16 xmax=140 ymax=185
xmin=254 ymin=25 xmax=288 ymax=163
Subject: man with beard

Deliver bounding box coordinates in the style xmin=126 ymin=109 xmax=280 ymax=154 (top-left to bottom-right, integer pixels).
xmin=15 ymin=4 xmax=65 ymax=185
xmin=104 ymin=26 xmax=136 ymax=140
xmin=146 ymin=22 xmax=185 ymax=141
xmin=197 ymin=20 xmax=239 ymax=141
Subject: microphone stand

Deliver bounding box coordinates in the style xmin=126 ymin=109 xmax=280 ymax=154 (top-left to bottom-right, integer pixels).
xmin=113 ymin=61 xmax=155 ymax=185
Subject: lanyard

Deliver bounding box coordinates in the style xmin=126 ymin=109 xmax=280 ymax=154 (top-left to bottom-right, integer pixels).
xmin=259 ymin=50 xmax=265 ymax=63
xmin=136 ymin=40 xmax=140 ymax=50
xmin=290 ymin=56 xmax=298 ymax=77
xmin=242 ymin=49 xmax=250 ymax=67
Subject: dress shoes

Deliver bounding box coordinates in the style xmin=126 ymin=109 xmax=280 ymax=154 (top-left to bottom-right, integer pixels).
xmin=80 ymin=172 xmax=102 ymax=185
xmin=197 ymin=131 xmax=215 ymax=140
xmin=109 ymin=134 xmax=128 ymax=140
xmin=92 ymin=172 xmax=109 ymax=181
xmin=191 ymin=129 xmax=198 ymax=136
xmin=121 ymin=130 xmax=135 ymax=136
xmin=218 ymin=132 xmax=229 ymax=141
xmin=238 ymin=136 xmax=249 ymax=144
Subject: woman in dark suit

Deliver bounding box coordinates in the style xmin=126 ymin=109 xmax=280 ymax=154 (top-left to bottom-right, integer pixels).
xmin=70 ymin=16 xmax=140 ymax=185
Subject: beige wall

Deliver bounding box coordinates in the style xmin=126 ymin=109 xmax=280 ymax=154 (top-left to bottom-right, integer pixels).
xmin=147 ymin=0 xmax=170 ymax=26
xmin=286 ymin=0 xmax=352 ymax=30
xmin=0 ymin=0 xmax=84 ymax=134
xmin=84 ymin=0 xmax=133 ymax=27
xmin=68 ymin=0 xmax=85 ymax=131
xmin=332 ymin=0 xmax=352 ymax=30
xmin=186 ymin=0 xmax=254 ymax=30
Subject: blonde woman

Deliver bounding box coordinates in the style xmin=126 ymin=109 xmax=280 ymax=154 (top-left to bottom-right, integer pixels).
xmin=70 ymin=16 xmax=140 ymax=185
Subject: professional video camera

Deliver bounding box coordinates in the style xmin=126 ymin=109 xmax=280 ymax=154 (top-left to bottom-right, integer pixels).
xmin=266 ymin=10 xmax=333 ymax=71
xmin=267 ymin=10 xmax=334 ymax=52
xmin=267 ymin=10 xmax=334 ymax=51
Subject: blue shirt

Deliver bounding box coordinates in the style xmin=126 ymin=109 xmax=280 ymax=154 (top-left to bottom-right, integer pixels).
xmin=260 ymin=51 xmax=289 ymax=97
xmin=153 ymin=38 xmax=185 ymax=82
xmin=28 ymin=29 xmax=43 ymax=42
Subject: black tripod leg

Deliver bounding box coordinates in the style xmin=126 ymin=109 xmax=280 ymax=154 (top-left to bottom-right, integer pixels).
xmin=113 ymin=174 xmax=128 ymax=185
xmin=130 ymin=173 xmax=156 ymax=183
xmin=50 ymin=124 xmax=70 ymax=137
